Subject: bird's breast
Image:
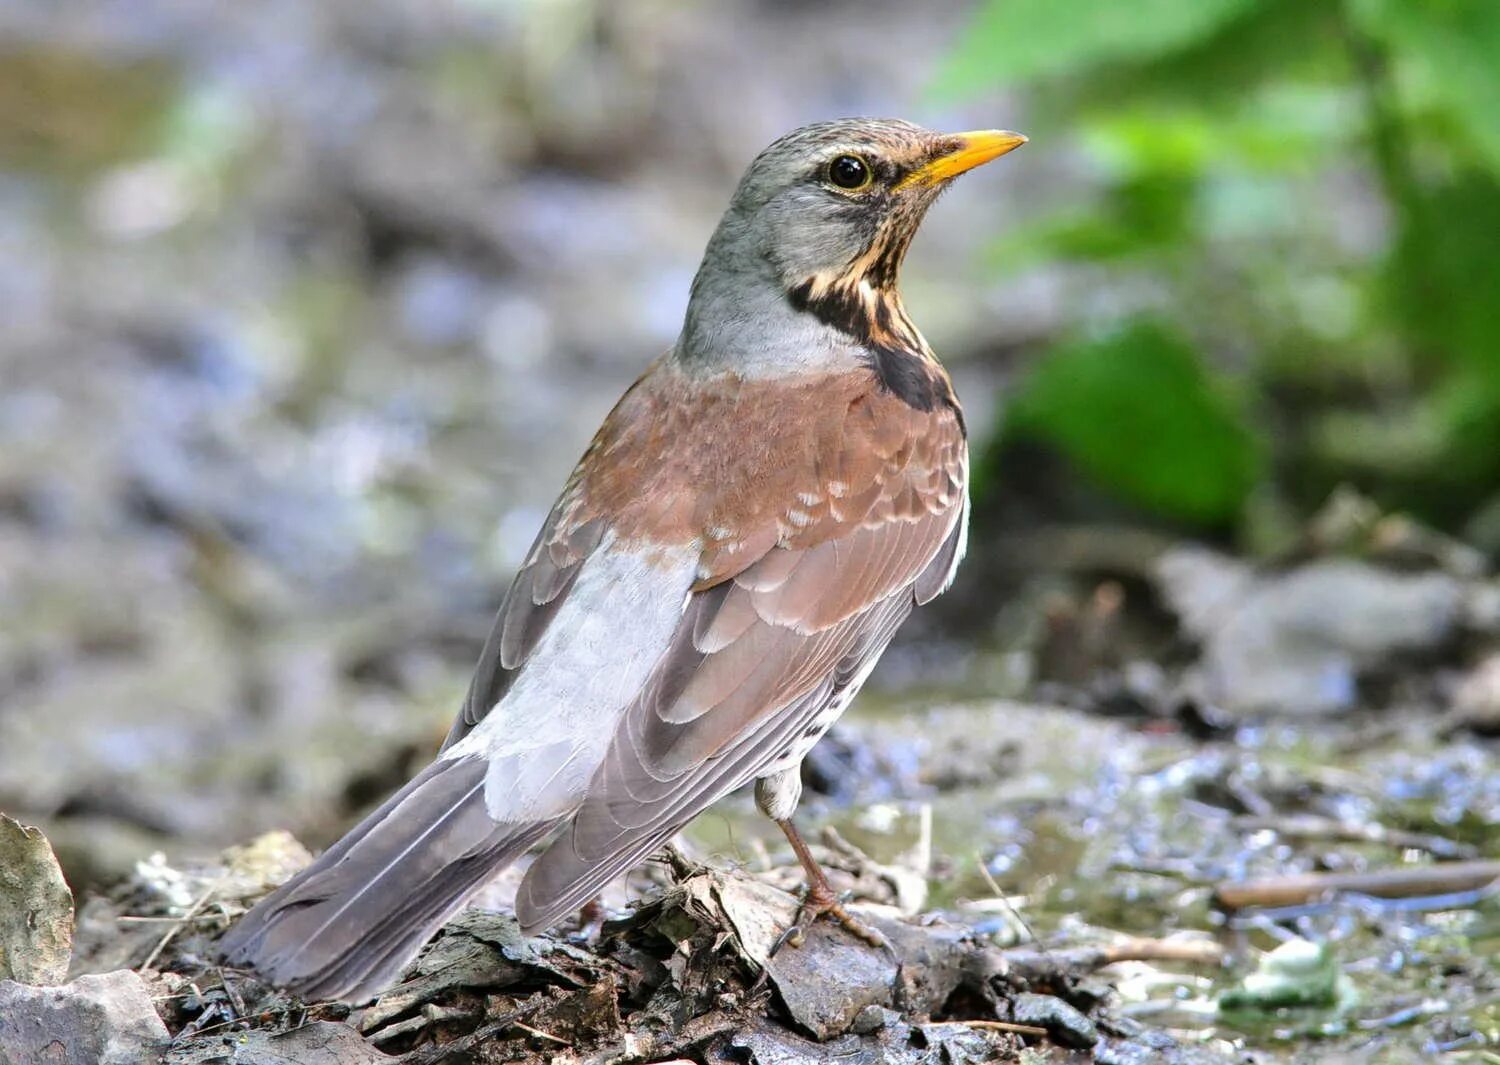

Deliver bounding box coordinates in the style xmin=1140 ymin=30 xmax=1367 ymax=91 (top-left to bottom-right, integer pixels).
xmin=568 ymin=363 xmax=966 ymax=584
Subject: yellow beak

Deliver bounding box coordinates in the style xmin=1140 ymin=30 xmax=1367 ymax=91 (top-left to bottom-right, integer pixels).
xmin=896 ymin=129 xmax=1027 ymax=190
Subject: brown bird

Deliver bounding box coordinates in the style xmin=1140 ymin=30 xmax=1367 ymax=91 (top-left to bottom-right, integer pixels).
xmin=221 ymin=118 xmax=1026 ymax=1002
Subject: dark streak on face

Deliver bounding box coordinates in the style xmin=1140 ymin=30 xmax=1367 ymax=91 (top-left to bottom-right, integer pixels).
xmin=782 ymin=146 xmax=962 ymax=421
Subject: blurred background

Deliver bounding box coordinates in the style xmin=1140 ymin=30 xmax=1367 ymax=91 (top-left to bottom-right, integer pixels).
xmin=2 ymin=0 xmax=1498 ymax=1055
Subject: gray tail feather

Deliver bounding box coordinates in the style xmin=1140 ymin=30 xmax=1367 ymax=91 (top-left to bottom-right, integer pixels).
xmin=515 ymin=826 xmax=678 ymax=936
xmin=220 ymin=755 xmax=557 ymax=1003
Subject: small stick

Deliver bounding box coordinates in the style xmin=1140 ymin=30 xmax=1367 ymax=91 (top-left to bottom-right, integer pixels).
xmin=1088 ymin=938 xmax=1225 ymax=967
xmin=992 ymin=937 xmax=1224 ymax=985
xmin=973 ymin=854 xmax=1039 ymax=946
xmin=510 ymin=1020 xmax=570 ymax=1046
xmin=141 ymin=878 xmax=224 ymax=972
xmin=1230 ymin=814 xmax=1477 ymax=860
xmin=929 ymin=1019 xmax=1049 ymax=1037
xmin=1215 ymin=860 xmax=1500 ymax=910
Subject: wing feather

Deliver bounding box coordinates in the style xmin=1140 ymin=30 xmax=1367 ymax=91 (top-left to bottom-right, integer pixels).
xmin=514 ymin=381 xmax=966 ymax=931
xmin=516 ymin=591 xmax=918 ymax=930
xmin=445 ymin=510 xmax=605 ymax=749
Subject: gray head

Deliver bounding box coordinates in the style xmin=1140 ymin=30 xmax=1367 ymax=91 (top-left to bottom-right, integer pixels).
xmin=679 ymin=118 xmax=1025 ymax=369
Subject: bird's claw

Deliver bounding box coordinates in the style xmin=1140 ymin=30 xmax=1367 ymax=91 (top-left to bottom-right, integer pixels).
xmin=768 ymin=922 xmax=805 ymax=958
xmin=772 ymin=886 xmax=888 ymax=953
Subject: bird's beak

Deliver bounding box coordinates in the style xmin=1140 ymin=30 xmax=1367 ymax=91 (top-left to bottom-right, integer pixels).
xmin=896 ymin=129 xmax=1027 ymax=190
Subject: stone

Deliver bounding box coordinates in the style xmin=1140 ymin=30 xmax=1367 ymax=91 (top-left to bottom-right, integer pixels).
xmin=1158 ymin=548 xmax=1464 ymax=715
xmin=0 ymin=970 xmax=168 ymax=1065
xmin=850 ymin=1004 xmax=896 ymax=1034
xmin=1452 ymin=653 xmax=1500 ymax=733
xmin=1010 ymin=991 xmax=1098 ymax=1050
xmin=713 ymin=872 xmax=899 ymax=1040
xmin=0 ymin=816 xmax=74 ymax=986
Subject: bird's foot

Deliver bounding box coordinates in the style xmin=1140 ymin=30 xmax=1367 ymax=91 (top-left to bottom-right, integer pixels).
xmin=571 ymin=897 xmax=606 ymax=943
xmin=773 ymin=883 xmax=887 ymax=954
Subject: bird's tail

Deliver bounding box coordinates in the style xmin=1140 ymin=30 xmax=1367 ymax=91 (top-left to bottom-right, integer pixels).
xmin=219 ymin=755 xmax=556 ymax=1003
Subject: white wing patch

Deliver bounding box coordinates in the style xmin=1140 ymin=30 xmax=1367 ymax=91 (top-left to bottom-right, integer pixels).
xmin=442 ymin=532 xmax=698 ymax=823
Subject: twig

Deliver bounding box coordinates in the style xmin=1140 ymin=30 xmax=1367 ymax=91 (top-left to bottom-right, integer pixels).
xmin=992 ymin=937 xmax=1224 ymax=986
xmin=1215 ymin=860 xmax=1500 ymax=910
xmin=657 ymin=841 xmax=704 ymax=882
xmin=1230 ymin=814 xmax=1477 ymax=860
xmin=973 ymin=853 xmax=1039 ymax=947
xmin=1227 ymin=882 xmax=1500 ymax=926
xmin=1088 ymin=938 xmax=1225 ymax=967
xmin=511 ymin=1020 xmax=570 ymax=1046
xmin=818 ymin=824 xmax=872 ymax=869
xmin=929 ymin=1018 xmax=1049 ymax=1037
xmin=141 ymin=878 xmax=225 ymax=972
xmin=577 ymin=1010 xmax=743 ymax=1065
xmin=171 ymin=1008 xmax=280 ymax=1043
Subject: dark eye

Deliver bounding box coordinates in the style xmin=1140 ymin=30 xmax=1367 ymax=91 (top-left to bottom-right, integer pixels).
xmin=826 ymin=154 xmax=872 ymax=190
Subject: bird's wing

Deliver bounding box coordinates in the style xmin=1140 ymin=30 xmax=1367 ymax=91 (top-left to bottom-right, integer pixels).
xmin=515 ymin=368 xmax=967 ymax=930
xmin=440 ymin=364 xmax=669 ymax=750
xmin=442 ymin=505 xmax=606 ymax=750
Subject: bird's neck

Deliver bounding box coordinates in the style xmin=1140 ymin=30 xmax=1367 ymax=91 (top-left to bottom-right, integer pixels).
xmin=676 ymin=228 xmax=956 ymax=418
xmin=784 ymin=271 xmax=952 ymax=414
xmin=676 ymin=261 xmax=872 ymax=379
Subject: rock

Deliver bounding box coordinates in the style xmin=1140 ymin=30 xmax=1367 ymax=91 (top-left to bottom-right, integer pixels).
xmin=1451 ymin=653 xmax=1500 ymax=734
xmin=1094 ymin=1034 xmax=1242 ymax=1065
xmin=1218 ymin=937 xmax=1355 ymax=1013
xmin=712 ymin=871 xmax=900 ymax=1040
xmin=761 ymin=920 xmax=898 ymax=1042
xmin=1154 ymin=546 xmax=1256 ymax=640
xmin=166 ymin=1021 xmax=384 ymax=1064
xmin=726 ymin=1023 xmax=869 ymax=1065
xmin=0 ymin=816 xmax=74 ymax=985
xmin=0 ymin=970 xmax=168 ymax=1065
xmin=1158 ymin=548 xmax=1465 ymax=715
xmin=849 ymin=1004 xmax=897 ymax=1034
xmin=1010 ymin=991 xmax=1098 ymax=1050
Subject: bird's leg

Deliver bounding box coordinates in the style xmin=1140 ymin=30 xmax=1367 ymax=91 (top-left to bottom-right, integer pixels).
xmin=575 ymin=896 xmax=605 ymax=941
xmin=774 ymin=818 xmax=885 ymax=948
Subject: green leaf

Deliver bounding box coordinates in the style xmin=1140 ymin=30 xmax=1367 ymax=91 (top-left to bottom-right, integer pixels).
xmin=934 ymin=0 xmax=1258 ymax=97
xmin=1006 ymin=321 xmax=1262 ymax=524
xmin=1352 ymin=0 xmax=1500 ymax=171
xmin=1386 ymin=175 xmax=1500 ymax=375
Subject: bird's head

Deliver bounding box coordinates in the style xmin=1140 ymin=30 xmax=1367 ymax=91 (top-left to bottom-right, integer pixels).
xmin=731 ymin=118 xmax=1025 ymax=291
xmin=682 ymin=118 xmax=1025 ymax=369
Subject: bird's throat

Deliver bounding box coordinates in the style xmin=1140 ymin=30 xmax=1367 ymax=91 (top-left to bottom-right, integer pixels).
xmin=785 ymin=272 xmax=955 ymax=419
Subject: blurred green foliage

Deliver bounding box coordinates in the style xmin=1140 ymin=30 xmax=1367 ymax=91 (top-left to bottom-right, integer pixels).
xmin=942 ymin=0 xmax=1500 ymax=544
xmin=0 ymin=45 xmax=179 ymax=177
xmin=1006 ymin=323 xmax=1262 ymax=524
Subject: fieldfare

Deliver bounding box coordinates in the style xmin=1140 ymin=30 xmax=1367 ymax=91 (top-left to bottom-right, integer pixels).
xmin=222 ymin=118 xmax=1026 ymax=1001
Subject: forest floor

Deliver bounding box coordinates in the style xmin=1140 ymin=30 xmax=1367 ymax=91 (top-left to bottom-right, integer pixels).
xmin=5 ymin=515 xmax=1500 ymax=1063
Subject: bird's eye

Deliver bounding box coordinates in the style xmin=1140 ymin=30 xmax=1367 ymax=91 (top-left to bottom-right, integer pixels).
xmin=826 ymin=154 xmax=872 ymax=191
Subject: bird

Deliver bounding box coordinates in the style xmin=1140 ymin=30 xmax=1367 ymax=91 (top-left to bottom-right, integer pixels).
xmin=220 ymin=117 xmax=1026 ymax=1002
